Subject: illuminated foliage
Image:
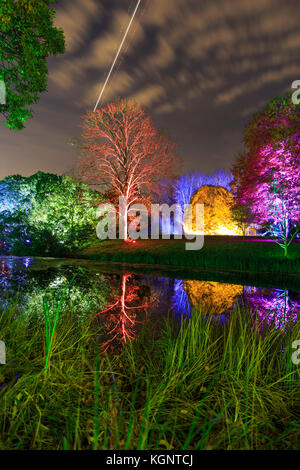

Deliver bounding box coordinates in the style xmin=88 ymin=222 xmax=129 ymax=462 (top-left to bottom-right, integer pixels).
xmin=185 ymin=185 xmax=243 ymax=235
xmin=0 ymin=174 xmax=32 ymax=252
xmin=232 ymin=93 xmax=300 ymax=255
xmin=183 ymin=280 xmax=243 ymax=314
xmin=0 ymin=172 xmax=103 ymax=255
xmin=171 ymin=170 xmax=233 ymax=235
xmin=0 ymin=0 xmax=65 ymax=130
xmin=231 ymin=200 xmax=256 ymax=237
xmin=244 ymin=93 xmax=300 ymax=153
xmin=77 ymin=98 xmax=179 ymax=240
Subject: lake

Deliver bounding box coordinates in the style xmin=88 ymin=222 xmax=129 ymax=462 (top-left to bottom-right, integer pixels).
xmin=1 ymin=256 xmax=299 ymax=353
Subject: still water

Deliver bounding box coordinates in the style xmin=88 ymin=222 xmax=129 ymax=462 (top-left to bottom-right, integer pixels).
xmin=1 ymin=256 xmax=299 ymax=352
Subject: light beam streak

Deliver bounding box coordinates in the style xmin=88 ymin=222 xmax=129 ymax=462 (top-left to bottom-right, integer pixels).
xmin=93 ymin=0 xmax=142 ymax=112
xmin=107 ymin=0 xmax=150 ymax=90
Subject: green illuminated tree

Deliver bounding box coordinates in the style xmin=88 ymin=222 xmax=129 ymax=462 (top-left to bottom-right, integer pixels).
xmin=0 ymin=0 xmax=65 ymax=130
xmin=29 ymin=172 xmax=104 ymax=253
xmin=0 ymin=172 xmax=103 ymax=255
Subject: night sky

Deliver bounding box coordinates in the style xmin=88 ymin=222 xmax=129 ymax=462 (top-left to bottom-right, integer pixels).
xmin=1 ymin=0 xmax=300 ymax=179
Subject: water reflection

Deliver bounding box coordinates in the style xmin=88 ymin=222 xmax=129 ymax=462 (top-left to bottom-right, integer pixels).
xmin=0 ymin=257 xmax=29 ymax=296
xmin=244 ymin=288 xmax=299 ymax=330
xmin=183 ymin=280 xmax=243 ymax=314
xmin=0 ymin=257 xmax=299 ymax=352
xmin=0 ymin=257 xmax=109 ymax=321
xmin=171 ymin=280 xmax=243 ymax=324
xmin=172 ymin=279 xmax=193 ymax=319
xmin=95 ymin=274 xmax=157 ymax=352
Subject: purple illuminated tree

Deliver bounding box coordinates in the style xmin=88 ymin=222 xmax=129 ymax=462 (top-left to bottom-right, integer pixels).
xmin=232 ymin=94 xmax=300 ymax=256
xmin=174 ymin=169 xmax=233 ymax=210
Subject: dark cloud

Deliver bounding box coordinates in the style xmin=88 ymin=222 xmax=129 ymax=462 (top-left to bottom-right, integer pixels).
xmin=1 ymin=0 xmax=299 ymax=178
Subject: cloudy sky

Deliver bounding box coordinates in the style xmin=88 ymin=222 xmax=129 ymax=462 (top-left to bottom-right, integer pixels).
xmin=1 ymin=0 xmax=299 ymax=179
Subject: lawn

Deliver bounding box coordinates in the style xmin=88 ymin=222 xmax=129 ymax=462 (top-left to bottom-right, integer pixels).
xmin=77 ymin=237 xmax=300 ymax=277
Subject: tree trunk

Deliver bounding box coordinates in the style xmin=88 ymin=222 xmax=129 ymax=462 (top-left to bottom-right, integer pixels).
xmin=119 ymin=195 xmax=129 ymax=241
xmin=123 ymin=205 xmax=128 ymax=241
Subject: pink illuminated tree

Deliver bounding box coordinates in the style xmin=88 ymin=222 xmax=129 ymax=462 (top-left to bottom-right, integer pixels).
xmin=232 ymin=94 xmax=300 ymax=255
xmin=76 ymin=98 xmax=179 ymax=240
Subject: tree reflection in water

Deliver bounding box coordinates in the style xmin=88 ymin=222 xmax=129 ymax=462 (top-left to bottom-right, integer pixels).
xmin=172 ymin=279 xmax=243 ymax=319
xmin=172 ymin=280 xmax=193 ymax=319
xmin=0 ymin=257 xmax=31 ymax=303
xmin=1 ymin=257 xmax=298 ymax=349
xmin=95 ymin=274 xmax=157 ymax=353
xmin=244 ymin=288 xmax=299 ymax=330
xmin=172 ymin=280 xmax=299 ymax=332
xmin=0 ymin=258 xmax=109 ymax=322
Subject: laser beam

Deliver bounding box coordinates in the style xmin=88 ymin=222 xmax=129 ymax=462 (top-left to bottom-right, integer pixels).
xmin=93 ymin=0 xmax=142 ymax=112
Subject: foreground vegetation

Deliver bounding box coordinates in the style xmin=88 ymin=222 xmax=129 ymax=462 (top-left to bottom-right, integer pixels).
xmin=78 ymin=237 xmax=300 ymax=276
xmin=0 ymin=293 xmax=299 ymax=450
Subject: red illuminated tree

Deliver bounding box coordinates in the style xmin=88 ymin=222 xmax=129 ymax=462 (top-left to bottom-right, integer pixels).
xmin=232 ymin=94 xmax=300 ymax=256
xmin=76 ymin=98 xmax=179 ymax=240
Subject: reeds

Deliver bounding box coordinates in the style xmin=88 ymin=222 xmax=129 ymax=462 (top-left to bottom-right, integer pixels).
xmin=0 ymin=294 xmax=299 ymax=450
xmin=42 ymin=275 xmax=77 ymax=371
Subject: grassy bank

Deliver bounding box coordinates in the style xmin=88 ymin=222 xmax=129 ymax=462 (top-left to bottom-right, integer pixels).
xmin=0 ymin=293 xmax=299 ymax=450
xmin=77 ymin=237 xmax=300 ymax=276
